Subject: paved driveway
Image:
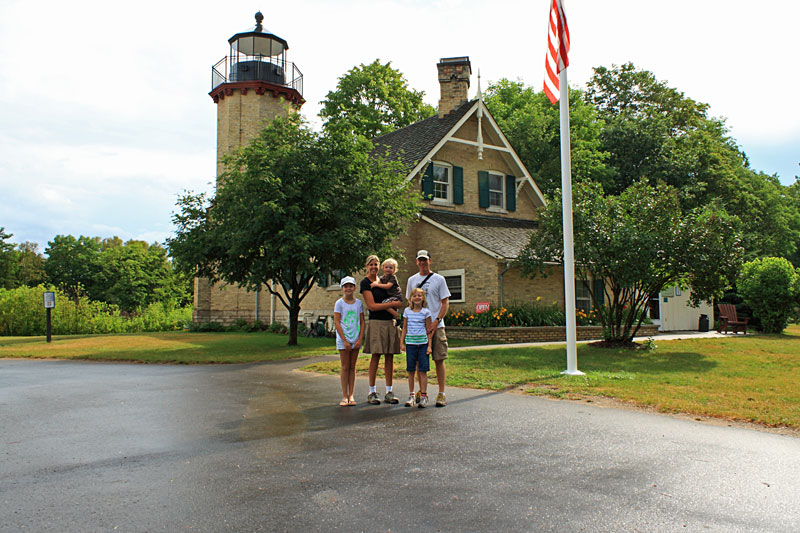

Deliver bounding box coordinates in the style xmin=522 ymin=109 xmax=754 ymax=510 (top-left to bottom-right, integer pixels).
xmin=1 ymin=358 xmax=799 ymax=532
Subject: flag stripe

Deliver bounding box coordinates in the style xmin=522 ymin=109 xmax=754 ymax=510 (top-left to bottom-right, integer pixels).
xmin=544 ymin=0 xmax=570 ymax=104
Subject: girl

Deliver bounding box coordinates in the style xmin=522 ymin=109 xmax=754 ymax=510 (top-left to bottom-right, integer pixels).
xmin=334 ymin=276 xmax=365 ymax=406
xmin=400 ymin=287 xmax=433 ymax=408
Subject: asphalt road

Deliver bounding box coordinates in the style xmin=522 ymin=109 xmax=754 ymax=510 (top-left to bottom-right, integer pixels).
xmin=1 ymin=357 xmax=799 ymax=532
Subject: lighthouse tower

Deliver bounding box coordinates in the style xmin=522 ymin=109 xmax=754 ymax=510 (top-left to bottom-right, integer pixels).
xmin=195 ymin=14 xmax=304 ymax=325
xmin=210 ymin=12 xmax=304 ymax=177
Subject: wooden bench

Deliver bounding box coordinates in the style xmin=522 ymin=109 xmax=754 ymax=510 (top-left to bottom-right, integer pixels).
xmin=717 ymin=303 xmax=748 ymax=334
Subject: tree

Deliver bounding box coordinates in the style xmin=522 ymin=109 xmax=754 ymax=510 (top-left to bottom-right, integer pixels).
xmin=168 ymin=114 xmax=421 ymax=345
xmin=44 ymin=235 xmax=102 ymax=302
xmin=0 ymin=228 xmax=19 ymax=289
xmin=585 ymin=62 xmax=741 ymax=202
xmin=95 ymin=240 xmax=186 ymax=312
xmin=585 ymin=63 xmax=800 ymax=262
xmin=518 ymin=181 xmax=743 ymax=344
xmin=319 ymin=59 xmax=435 ymax=138
xmin=484 ymin=79 xmax=610 ymax=196
xmin=738 ymin=257 xmax=800 ymax=334
xmin=15 ymin=242 xmax=46 ymax=287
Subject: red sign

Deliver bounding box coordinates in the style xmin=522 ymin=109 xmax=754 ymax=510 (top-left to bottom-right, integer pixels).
xmin=475 ymin=301 xmax=491 ymax=314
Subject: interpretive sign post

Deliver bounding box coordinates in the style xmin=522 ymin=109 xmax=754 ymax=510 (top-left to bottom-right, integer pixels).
xmin=43 ymin=291 xmax=55 ymax=343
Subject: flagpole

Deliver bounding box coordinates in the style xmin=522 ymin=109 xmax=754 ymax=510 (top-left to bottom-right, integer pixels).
xmin=559 ymin=68 xmax=583 ymax=376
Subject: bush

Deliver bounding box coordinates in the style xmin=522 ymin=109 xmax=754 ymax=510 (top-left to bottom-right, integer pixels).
xmin=738 ymin=257 xmax=800 ymax=333
xmin=0 ymin=285 xmax=192 ymax=336
xmin=268 ymin=321 xmax=288 ymax=334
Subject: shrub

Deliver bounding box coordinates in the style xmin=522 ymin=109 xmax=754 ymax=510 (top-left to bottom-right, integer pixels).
xmin=268 ymin=321 xmax=288 ymax=334
xmin=0 ymin=285 xmax=192 ymax=336
xmin=738 ymin=257 xmax=800 ymax=333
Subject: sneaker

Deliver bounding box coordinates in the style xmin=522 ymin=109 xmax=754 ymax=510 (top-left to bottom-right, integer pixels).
xmin=384 ymin=391 xmax=399 ymax=404
xmin=405 ymin=394 xmax=416 ymax=407
xmin=415 ymin=390 xmax=421 ymax=404
xmin=418 ymin=394 xmax=428 ymax=408
xmin=435 ymin=392 xmax=446 ymax=407
xmin=367 ymin=392 xmax=380 ymax=405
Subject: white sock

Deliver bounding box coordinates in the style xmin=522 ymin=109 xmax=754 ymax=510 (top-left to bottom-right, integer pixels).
xmin=386 ymin=385 xmax=393 ymax=393
xmin=369 ymin=385 xmax=376 ymax=393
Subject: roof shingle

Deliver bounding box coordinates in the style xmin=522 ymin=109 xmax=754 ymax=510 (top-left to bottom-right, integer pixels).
xmin=422 ymin=208 xmax=537 ymax=260
xmin=371 ymin=100 xmax=478 ymax=174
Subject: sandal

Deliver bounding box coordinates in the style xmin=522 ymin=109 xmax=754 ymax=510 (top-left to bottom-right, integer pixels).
xmin=347 ymin=398 xmax=357 ymax=406
xmin=339 ymin=399 xmax=349 ymax=406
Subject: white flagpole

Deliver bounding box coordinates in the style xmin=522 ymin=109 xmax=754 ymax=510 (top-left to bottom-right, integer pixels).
xmin=558 ymin=68 xmax=583 ymax=376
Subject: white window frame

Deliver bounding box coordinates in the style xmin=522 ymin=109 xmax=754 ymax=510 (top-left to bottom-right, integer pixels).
xmin=487 ymin=170 xmax=507 ymax=213
xmin=431 ymin=161 xmax=453 ymax=205
xmin=439 ymin=268 xmax=465 ymax=303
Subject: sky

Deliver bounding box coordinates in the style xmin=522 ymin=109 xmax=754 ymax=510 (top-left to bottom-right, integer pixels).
xmin=1 ymin=0 xmax=798 ymax=253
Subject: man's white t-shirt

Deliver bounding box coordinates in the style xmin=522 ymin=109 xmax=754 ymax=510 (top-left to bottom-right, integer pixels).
xmin=406 ymin=272 xmax=451 ymax=329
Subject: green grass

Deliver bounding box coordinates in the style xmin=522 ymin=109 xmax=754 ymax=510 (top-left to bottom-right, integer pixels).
xmin=0 ymin=331 xmax=337 ymax=364
xmin=304 ymin=325 xmax=800 ymax=430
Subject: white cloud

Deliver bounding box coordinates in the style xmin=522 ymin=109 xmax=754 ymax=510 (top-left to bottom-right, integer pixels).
xmin=1 ymin=0 xmax=798 ymax=253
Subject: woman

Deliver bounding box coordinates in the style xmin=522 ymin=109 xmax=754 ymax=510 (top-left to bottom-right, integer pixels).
xmin=360 ymin=255 xmax=403 ymax=404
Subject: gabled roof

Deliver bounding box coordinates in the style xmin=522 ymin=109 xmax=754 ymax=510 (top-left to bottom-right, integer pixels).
xmin=421 ymin=208 xmax=537 ymax=260
xmin=371 ymin=98 xmax=546 ymax=208
xmin=371 ymin=100 xmax=478 ymax=174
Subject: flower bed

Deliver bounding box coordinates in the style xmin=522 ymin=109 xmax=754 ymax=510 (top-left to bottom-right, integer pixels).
xmin=446 ymin=324 xmax=660 ymax=343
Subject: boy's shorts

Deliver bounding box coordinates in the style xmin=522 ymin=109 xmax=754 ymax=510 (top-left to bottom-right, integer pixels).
xmin=406 ymin=343 xmax=430 ymax=373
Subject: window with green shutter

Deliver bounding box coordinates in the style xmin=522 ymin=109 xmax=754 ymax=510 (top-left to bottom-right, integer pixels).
xmin=505 ymin=175 xmax=516 ymax=211
xmin=421 ymin=164 xmax=434 ymax=200
xmin=478 ymin=171 xmax=490 ymax=208
xmin=453 ymin=166 xmax=463 ymax=204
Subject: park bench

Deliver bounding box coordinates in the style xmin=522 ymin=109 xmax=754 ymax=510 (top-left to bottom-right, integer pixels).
xmin=717 ymin=303 xmax=748 ymax=334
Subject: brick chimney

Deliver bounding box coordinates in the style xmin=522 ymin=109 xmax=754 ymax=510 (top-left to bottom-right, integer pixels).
xmin=437 ymin=56 xmax=471 ymax=118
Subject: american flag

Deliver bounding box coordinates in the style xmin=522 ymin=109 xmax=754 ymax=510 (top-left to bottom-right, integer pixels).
xmin=544 ymin=0 xmax=570 ymax=104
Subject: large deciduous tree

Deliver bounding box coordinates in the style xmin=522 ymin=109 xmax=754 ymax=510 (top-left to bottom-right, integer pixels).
xmin=585 ymin=62 xmax=800 ymax=262
xmin=518 ymin=181 xmax=743 ymax=344
xmin=484 ymin=79 xmax=610 ymax=196
xmin=44 ymin=235 xmax=102 ymax=302
xmin=168 ymin=114 xmax=421 ymax=345
xmin=320 ymin=59 xmax=435 ymax=138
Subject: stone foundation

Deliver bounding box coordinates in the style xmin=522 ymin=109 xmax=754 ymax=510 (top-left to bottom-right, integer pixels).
xmin=446 ymin=324 xmax=661 ymax=343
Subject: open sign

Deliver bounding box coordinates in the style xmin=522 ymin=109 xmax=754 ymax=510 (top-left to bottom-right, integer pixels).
xmin=475 ymin=301 xmax=491 ymax=314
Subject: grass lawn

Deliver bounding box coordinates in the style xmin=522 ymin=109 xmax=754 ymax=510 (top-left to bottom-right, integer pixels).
xmin=0 ymin=331 xmax=337 ymax=364
xmin=303 ymin=325 xmax=800 ymax=430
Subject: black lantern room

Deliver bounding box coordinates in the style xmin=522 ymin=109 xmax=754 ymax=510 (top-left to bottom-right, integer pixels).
xmin=210 ymin=13 xmax=303 ymax=101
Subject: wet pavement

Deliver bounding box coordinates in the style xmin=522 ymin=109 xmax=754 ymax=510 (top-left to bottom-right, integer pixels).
xmin=1 ymin=357 xmax=799 ymax=532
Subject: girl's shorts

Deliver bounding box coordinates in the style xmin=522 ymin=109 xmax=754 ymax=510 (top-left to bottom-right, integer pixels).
xmin=406 ymin=343 xmax=430 ymax=373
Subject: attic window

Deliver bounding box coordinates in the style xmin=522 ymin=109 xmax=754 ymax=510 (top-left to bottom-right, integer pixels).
xmin=433 ymin=162 xmax=452 ymax=203
xmin=488 ymin=172 xmax=504 ymax=209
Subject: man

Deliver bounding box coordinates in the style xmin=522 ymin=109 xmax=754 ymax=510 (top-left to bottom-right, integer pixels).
xmin=405 ymin=250 xmax=450 ymax=407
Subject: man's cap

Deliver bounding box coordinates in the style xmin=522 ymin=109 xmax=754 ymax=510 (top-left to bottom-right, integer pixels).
xmin=339 ymin=276 xmax=356 ymax=287
xmin=416 ymin=250 xmax=431 ymax=260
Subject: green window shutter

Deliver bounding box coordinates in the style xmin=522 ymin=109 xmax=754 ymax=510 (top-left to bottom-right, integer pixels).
xmin=593 ymin=279 xmax=604 ymax=308
xmin=453 ymin=166 xmax=464 ymax=205
xmin=505 ymin=175 xmax=516 ymax=211
xmin=478 ymin=171 xmax=489 ymax=208
xmin=421 ymin=164 xmax=434 ymax=200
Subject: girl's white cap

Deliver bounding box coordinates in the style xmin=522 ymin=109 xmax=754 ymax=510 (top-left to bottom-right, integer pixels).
xmin=339 ymin=276 xmax=357 ymax=287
